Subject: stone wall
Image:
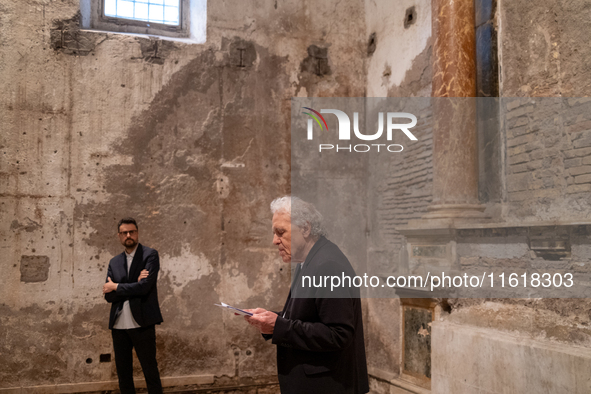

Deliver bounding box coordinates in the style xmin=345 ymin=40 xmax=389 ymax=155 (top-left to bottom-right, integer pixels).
xmin=364 ymin=0 xmax=432 ymax=98
xmin=498 ymin=0 xmax=591 ymax=97
xmin=504 ymin=98 xmax=591 ymax=220
xmin=432 ymin=321 xmax=591 ymax=393
xmin=0 ymin=0 xmax=366 ymax=390
xmin=430 ymin=0 xmax=591 ymax=392
xmin=5 ymin=0 xmax=591 ymax=393
xmin=363 ymin=1 xmax=433 ymax=392
xmin=365 ymin=0 xmax=591 ymax=393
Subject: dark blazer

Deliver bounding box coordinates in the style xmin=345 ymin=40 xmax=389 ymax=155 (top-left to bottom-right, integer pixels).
xmin=270 ymin=237 xmax=369 ymax=394
xmin=105 ymin=244 xmax=163 ymax=329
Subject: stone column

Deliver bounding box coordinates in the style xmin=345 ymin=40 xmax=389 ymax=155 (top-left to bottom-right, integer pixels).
xmin=424 ymin=0 xmax=486 ymax=219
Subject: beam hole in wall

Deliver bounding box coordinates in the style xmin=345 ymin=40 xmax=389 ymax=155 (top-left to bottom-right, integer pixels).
xmin=367 ymin=32 xmax=377 ymax=56
xmin=100 ymin=353 xmax=112 ymax=362
xmin=404 ymin=6 xmax=417 ymax=29
xmin=229 ymin=38 xmax=256 ymax=68
xmin=300 ymin=45 xmax=331 ymax=77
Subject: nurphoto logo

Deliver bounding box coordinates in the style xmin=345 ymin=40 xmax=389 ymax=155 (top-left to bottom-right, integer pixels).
xmin=302 ymin=107 xmax=418 ymax=153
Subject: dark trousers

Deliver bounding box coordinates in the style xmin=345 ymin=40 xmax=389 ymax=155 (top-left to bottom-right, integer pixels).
xmin=111 ymin=325 xmax=163 ymax=394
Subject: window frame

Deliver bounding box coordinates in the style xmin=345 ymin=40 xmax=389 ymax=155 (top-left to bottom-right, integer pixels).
xmin=90 ymin=0 xmax=191 ymax=38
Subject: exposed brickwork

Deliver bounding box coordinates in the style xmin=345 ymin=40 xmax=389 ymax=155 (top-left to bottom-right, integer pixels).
xmin=371 ymin=107 xmax=434 ymax=268
xmin=504 ymin=98 xmax=591 ymax=219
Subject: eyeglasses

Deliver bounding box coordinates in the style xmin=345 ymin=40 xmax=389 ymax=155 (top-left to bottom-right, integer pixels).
xmin=118 ymin=230 xmax=138 ymax=236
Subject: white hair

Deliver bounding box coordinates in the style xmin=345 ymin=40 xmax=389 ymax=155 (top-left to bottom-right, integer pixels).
xmin=270 ymin=196 xmax=327 ymax=239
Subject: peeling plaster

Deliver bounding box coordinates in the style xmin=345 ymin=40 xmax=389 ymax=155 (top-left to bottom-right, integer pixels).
xmin=365 ymin=0 xmax=432 ymax=96
xmin=161 ymin=246 xmax=214 ymax=294
xmin=3 ymin=0 xmax=367 ymax=389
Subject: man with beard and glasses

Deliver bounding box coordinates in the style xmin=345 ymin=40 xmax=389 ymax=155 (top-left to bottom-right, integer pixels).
xmin=103 ymin=217 xmax=164 ymax=394
xmin=244 ymin=197 xmax=369 ymax=394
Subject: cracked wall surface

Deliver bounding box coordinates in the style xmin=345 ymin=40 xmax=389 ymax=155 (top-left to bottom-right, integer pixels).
xmin=363 ymin=1 xmax=591 ymax=393
xmin=5 ymin=0 xmax=591 ymax=393
xmin=440 ymin=6 xmax=591 ymax=392
xmin=0 ymin=0 xmax=366 ymax=389
xmin=363 ymin=1 xmax=434 ymax=390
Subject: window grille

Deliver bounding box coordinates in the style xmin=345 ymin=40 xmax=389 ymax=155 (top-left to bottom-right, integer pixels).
xmin=104 ymin=0 xmax=180 ymax=26
xmin=82 ymin=0 xmax=206 ymax=42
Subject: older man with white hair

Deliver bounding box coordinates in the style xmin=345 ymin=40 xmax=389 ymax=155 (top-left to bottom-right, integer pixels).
xmin=245 ymin=196 xmax=369 ymax=394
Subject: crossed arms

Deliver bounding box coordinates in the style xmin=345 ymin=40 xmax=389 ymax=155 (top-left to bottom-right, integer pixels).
xmin=103 ymin=250 xmax=160 ymax=303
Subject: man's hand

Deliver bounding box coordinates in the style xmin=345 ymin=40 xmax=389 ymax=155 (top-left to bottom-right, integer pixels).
xmin=244 ymin=308 xmax=277 ymax=334
xmin=244 ymin=308 xmax=267 ymax=314
xmin=103 ymin=277 xmax=118 ymax=294
xmin=138 ymin=269 xmax=149 ymax=282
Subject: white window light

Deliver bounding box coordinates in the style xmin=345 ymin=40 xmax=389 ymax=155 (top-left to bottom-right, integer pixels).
xmin=80 ymin=0 xmax=206 ymax=43
xmin=104 ymin=0 xmax=180 ymax=27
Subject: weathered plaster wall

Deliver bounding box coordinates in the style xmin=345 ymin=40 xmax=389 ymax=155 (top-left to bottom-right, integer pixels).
xmin=498 ymin=0 xmax=591 ymax=97
xmin=363 ymin=1 xmax=433 ymax=391
xmin=365 ymin=0 xmax=591 ymax=393
xmin=497 ymin=0 xmax=591 ymax=219
xmin=437 ymin=224 xmax=591 ymax=349
xmin=6 ymin=0 xmax=591 ymax=392
xmin=455 ymin=0 xmax=591 ymax=334
xmin=432 ymin=321 xmax=591 ymax=393
xmin=431 ymin=1 xmax=591 ymax=392
xmin=365 ymin=0 xmax=432 ymax=98
xmin=0 ymin=0 xmax=366 ymax=390
xmin=496 ymin=0 xmax=591 ymax=221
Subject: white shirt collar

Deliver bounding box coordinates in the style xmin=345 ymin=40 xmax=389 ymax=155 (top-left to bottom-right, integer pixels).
xmin=125 ymin=244 xmax=139 ymax=259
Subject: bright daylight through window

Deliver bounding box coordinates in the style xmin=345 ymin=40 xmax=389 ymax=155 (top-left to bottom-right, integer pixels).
xmin=104 ymin=0 xmax=180 ymax=26
xmin=81 ymin=0 xmax=206 ymax=43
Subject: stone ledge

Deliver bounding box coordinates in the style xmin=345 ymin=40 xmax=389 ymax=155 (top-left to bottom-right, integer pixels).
xmin=432 ymin=321 xmax=591 ymax=393
xmin=398 ymin=219 xmax=591 ymax=237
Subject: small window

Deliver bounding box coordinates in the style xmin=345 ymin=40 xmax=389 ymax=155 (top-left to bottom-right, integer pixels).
xmin=104 ymin=0 xmax=181 ymax=26
xmin=81 ymin=0 xmax=206 ymax=43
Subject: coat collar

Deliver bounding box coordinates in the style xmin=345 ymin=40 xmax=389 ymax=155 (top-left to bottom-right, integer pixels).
xmin=302 ymin=236 xmax=328 ymax=271
xmin=119 ymin=243 xmax=144 ymax=283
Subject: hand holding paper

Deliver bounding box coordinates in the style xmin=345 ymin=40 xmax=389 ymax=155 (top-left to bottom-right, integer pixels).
xmin=214 ymin=302 xmax=253 ymax=316
xmin=244 ymin=308 xmax=277 ymax=335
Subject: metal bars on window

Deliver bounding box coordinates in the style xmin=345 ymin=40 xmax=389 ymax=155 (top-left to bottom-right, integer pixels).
xmin=104 ymin=0 xmax=180 ymax=26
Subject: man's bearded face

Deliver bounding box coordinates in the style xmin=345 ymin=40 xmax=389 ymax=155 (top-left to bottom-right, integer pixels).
xmin=118 ymin=223 xmax=139 ymax=250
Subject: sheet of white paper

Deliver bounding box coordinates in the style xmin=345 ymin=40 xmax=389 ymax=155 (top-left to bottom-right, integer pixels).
xmin=214 ymin=302 xmax=253 ymax=316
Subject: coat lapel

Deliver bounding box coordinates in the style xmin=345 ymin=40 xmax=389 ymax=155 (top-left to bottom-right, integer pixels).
xmin=282 ymin=238 xmax=329 ymax=316
xmin=302 ymin=236 xmax=327 ymax=273
xmin=127 ymin=243 xmax=143 ymax=284
xmin=116 ymin=252 xmax=128 ymax=283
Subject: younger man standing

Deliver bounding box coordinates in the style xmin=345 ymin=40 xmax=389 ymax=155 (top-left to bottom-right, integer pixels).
xmin=103 ymin=217 xmax=164 ymax=394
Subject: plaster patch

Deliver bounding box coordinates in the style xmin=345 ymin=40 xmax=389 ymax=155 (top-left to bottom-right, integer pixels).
xmin=221 ymin=162 xmax=245 ymax=168
xmin=215 ymin=175 xmax=230 ymax=199
xmin=296 ymin=86 xmax=308 ymax=97
xmin=20 ymin=255 xmax=50 ymax=283
xmin=460 ymin=243 xmax=529 ymax=259
xmin=222 ymin=272 xmax=259 ymax=303
xmin=161 ymin=245 xmax=213 ymax=294
xmin=136 ymin=37 xmax=177 ymax=65
xmin=92 ymin=153 xmax=134 ymax=167
xmin=365 ymin=0 xmax=431 ymax=96
xmin=220 ymin=253 xmax=281 ymax=305
xmin=572 ymin=244 xmax=591 ymax=261
xmin=51 ymin=12 xmax=99 ymax=56
xmin=10 ymin=218 xmax=41 ymax=232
